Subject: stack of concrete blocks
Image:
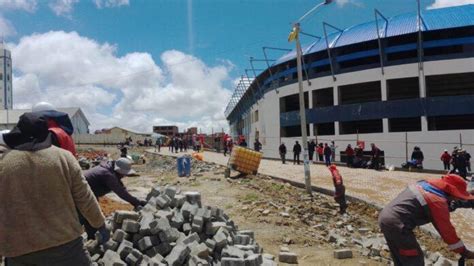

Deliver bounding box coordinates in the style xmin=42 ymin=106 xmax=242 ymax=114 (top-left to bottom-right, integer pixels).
xmin=86 ymin=185 xmax=275 ymax=265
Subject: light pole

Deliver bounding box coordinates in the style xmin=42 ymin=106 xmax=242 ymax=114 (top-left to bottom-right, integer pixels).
xmin=289 ymin=0 xmax=332 ymax=195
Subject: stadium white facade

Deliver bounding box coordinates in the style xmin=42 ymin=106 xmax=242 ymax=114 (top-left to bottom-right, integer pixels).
xmin=225 ymin=5 xmax=474 ymax=170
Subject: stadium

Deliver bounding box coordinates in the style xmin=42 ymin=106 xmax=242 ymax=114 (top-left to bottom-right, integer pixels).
xmin=224 ymin=4 xmax=474 ymax=170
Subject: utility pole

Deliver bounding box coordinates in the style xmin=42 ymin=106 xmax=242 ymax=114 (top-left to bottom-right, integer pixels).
xmin=290 ymin=0 xmax=333 ymax=195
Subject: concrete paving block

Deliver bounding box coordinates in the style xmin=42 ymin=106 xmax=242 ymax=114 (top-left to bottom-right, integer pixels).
xmin=245 ymin=254 xmax=262 ymax=266
xmin=278 ymin=252 xmax=298 ymax=264
xmin=137 ymin=236 xmax=154 ymax=252
xmin=139 ymin=213 xmax=155 ymax=235
xmin=183 ymin=223 xmax=192 ymax=234
xmin=146 ymin=186 xmax=161 ymax=201
xmin=104 ymin=239 xmax=119 ymax=251
xmin=150 ymin=217 xmax=171 ymax=234
xmin=195 ymin=208 xmax=212 ymax=221
xmin=262 ymin=259 xmax=277 ymax=266
xmin=125 ymin=249 xmax=143 ymax=266
xmin=156 ymin=210 xmax=173 ymax=220
xmin=262 ymin=253 xmax=275 ymax=261
xmin=210 ymin=206 xmax=224 ymax=219
xmin=184 ymin=191 xmax=202 ymax=207
xmin=237 ymin=230 xmax=254 ymax=240
xmin=165 ymin=244 xmax=191 ymax=266
xmin=221 ymin=246 xmax=245 ymax=258
xmin=190 ymin=242 xmax=210 ymax=259
xmin=234 ymin=245 xmax=258 ymax=253
xmin=188 ymin=255 xmax=210 ymax=266
xmin=117 ymin=240 xmax=134 ymax=260
xmin=334 ymin=249 xmax=353 ymax=259
xmin=112 ymin=229 xmax=129 ymax=243
xmin=213 ymin=230 xmax=228 ymax=250
xmin=164 ymin=186 xmax=177 ymax=199
xmin=114 ymin=210 xmax=140 ymax=224
xmin=85 ymin=240 xmax=100 ymax=255
xmin=156 ymin=194 xmax=172 ymax=209
xmin=102 ymin=250 xmax=127 ymax=266
xmin=159 ymin=228 xmax=180 ymax=243
xmin=192 ymin=215 xmax=204 ymax=233
xmin=122 ymin=219 xmax=140 ymax=233
xmin=156 ymin=242 xmax=173 ymax=256
xmin=221 ymin=257 xmax=246 ymax=266
xmin=204 ymin=239 xmax=216 ymax=252
xmin=233 ymin=234 xmax=251 ymax=245
xmin=181 ymin=232 xmax=201 ymax=245
xmin=170 ymin=194 xmax=186 ymax=208
xmin=181 ymin=201 xmax=199 ymax=221
xmin=170 ymin=211 xmax=184 ymax=229
xmin=91 ymin=253 xmax=101 ymax=262
xmin=205 ymin=221 xmax=227 ymax=236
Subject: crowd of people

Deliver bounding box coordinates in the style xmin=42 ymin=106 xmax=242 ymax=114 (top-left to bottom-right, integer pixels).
xmin=440 ymin=147 xmax=471 ymax=179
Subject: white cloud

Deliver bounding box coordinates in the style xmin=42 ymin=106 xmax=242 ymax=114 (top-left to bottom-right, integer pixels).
xmin=49 ymin=0 xmax=79 ymax=17
xmin=428 ymin=0 xmax=474 ymax=9
xmin=0 ymin=0 xmax=37 ymax=12
xmin=11 ymin=31 xmax=232 ymax=133
xmin=94 ymin=0 xmax=129 ymax=8
xmin=334 ymin=0 xmax=363 ymax=8
xmin=0 ymin=15 xmax=15 ymax=37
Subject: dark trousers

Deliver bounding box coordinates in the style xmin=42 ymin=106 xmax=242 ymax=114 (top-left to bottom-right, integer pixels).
xmin=372 ymin=158 xmax=380 ymax=170
xmin=318 ymin=154 xmax=323 ymax=162
xmin=380 ymin=226 xmax=424 ymax=266
xmin=5 ymin=237 xmax=92 ymax=266
xmin=443 ymin=162 xmax=450 ymax=170
xmin=335 ymin=185 xmax=347 ymax=214
xmin=347 ymin=156 xmax=354 ymax=167
xmin=293 ymin=153 xmax=300 ymax=164
xmin=280 ymin=153 xmax=286 ymax=164
xmin=308 ymin=151 xmax=314 ymax=161
xmin=78 ymin=210 xmax=96 ymax=240
xmin=324 ymin=155 xmax=331 ymax=166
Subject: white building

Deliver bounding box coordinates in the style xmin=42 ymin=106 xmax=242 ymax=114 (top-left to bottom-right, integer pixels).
xmin=0 ymin=42 xmax=12 ymax=109
xmin=0 ymin=107 xmax=90 ymax=135
xmin=225 ymin=5 xmax=474 ymax=170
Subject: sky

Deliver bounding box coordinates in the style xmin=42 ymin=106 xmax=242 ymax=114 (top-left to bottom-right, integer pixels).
xmin=0 ymin=0 xmax=472 ymax=133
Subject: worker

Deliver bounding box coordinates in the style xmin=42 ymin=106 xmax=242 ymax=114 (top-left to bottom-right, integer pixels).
xmin=279 ymin=142 xmax=287 ymax=164
xmin=378 ymin=174 xmax=474 ymax=265
xmin=328 ymin=165 xmax=347 ymax=214
xmin=32 ymin=102 xmax=77 ymax=156
xmin=80 ymin=158 xmax=146 ymax=239
xmin=0 ymin=112 xmax=107 ymax=265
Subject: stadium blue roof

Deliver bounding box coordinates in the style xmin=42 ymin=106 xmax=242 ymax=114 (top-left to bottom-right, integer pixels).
xmin=275 ymin=4 xmax=474 ymax=65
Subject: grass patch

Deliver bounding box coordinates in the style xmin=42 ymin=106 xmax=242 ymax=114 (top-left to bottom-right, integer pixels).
xmin=242 ymin=192 xmax=260 ymax=202
xmin=224 ymin=203 xmax=233 ymax=210
xmin=270 ymin=183 xmax=285 ymax=191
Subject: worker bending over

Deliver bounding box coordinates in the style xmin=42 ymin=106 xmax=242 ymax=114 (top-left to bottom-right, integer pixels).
xmin=379 ymin=174 xmax=474 ymax=265
xmin=328 ymin=164 xmax=347 ymax=214
xmin=80 ymin=158 xmax=146 ymax=239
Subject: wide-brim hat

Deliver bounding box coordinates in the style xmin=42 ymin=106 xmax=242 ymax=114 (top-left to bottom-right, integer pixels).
xmin=427 ymin=174 xmax=474 ymax=200
xmin=114 ymin=158 xmax=136 ymax=176
xmin=3 ymin=112 xmax=52 ymax=151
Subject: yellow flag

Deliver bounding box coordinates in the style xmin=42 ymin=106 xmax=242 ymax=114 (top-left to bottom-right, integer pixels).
xmin=288 ymin=26 xmax=299 ymax=42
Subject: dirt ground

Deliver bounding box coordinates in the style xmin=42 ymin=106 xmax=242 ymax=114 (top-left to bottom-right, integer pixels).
xmin=78 ymin=145 xmax=461 ymax=265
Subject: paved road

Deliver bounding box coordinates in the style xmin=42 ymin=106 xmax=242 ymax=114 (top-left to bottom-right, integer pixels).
xmin=149 ymin=148 xmax=474 ymax=247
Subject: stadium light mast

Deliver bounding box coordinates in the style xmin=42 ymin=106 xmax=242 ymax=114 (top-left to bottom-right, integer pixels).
xmin=289 ymin=0 xmax=333 ymax=195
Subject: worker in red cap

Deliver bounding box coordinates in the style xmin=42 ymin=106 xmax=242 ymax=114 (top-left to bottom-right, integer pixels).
xmin=379 ymin=174 xmax=474 ymax=265
xmin=328 ymin=164 xmax=347 ymax=214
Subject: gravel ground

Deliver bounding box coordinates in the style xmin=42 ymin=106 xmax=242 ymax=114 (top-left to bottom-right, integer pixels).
xmin=152 ymin=148 xmax=474 ymax=248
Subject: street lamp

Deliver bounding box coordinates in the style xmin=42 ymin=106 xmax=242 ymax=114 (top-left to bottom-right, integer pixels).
xmin=289 ymin=0 xmax=333 ymax=195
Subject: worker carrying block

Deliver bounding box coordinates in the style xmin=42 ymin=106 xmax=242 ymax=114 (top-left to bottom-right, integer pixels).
xmin=328 ymin=164 xmax=347 ymax=214
xmin=379 ymin=174 xmax=474 ymax=265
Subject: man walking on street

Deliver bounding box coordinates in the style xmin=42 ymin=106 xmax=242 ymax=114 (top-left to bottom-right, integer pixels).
xmin=308 ymin=140 xmax=316 ymax=162
xmin=0 ymin=112 xmax=107 ymax=265
xmin=330 ymin=140 xmax=337 ymax=162
xmin=324 ymin=143 xmax=332 ymax=166
xmin=293 ymin=141 xmax=302 ymax=165
xmin=379 ymin=174 xmax=474 ymax=265
xmin=279 ymin=143 xmax=287 ymax=164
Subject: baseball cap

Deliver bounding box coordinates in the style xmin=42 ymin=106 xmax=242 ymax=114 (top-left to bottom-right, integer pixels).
xmin=114 ymin=158 xmax=136 ymax=176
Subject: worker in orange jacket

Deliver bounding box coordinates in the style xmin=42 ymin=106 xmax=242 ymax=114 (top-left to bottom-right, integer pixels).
xmin=328 ymin=164 xmax=347 ymax=214
xmin=379 ymin=174 xmax=474 ymax=265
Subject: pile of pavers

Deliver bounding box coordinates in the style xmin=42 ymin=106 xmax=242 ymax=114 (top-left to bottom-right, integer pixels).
xmin=86 ymin=185 xmax=275 ymax=265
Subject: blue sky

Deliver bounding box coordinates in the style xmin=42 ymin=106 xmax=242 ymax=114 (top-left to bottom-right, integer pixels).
xmin=0 ymin=0 xmax=469 ymax=132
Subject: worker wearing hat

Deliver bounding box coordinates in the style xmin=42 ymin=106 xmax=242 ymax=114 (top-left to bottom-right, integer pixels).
xmin=79 ymin=158 xmax=146 ymax=239
xmin=379 ymin=174 xmax=474 ymax=265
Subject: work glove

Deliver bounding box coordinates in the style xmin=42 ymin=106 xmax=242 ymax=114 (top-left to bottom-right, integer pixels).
xmin=139 ymin=200 xmax=147 ymax=206
xmin=449 ymin=200 xmax=474 ymax=212
xmin=95 ymin=224 xmax=110 ymax=245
